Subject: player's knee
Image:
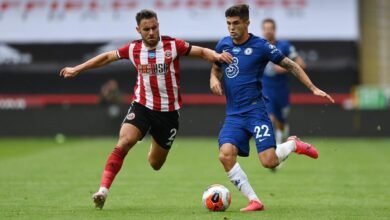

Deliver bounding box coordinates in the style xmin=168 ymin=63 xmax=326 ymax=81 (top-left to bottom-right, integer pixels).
xmin=260 ymin=158 xmax=279 ymax=169
xmin=148 ymin=158 xmax=163 ymax=171
xmin=117 ymin=134 xmax=137 ymax=150
xmin=219 ymin=151 xmax=234 ymax=165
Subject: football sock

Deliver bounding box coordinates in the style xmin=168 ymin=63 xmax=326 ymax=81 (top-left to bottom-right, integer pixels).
xmin=275 ymin=129 xmax=283 ymax=145
xmin=275 ymin=140 xmax=296 ymax=163
xmin=227 ymin=163 xmax=260 ymax=202
xmin=100 ymin=147 xmax=128 ymax=189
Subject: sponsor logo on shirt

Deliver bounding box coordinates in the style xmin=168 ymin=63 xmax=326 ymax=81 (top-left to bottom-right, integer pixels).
xmin=225 ymin=57 xmax=239 ymax=78
xmin=137 ymin=63 xmax=169 ymax=75
xmin=232 ymin=47 xmax=241 ymax=54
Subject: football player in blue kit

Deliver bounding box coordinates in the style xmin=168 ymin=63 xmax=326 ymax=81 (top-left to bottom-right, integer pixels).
xmin=262 ymin=18 xmax=306 ymax=145
xmin=209 ymin=4 xmax=334 ymax=211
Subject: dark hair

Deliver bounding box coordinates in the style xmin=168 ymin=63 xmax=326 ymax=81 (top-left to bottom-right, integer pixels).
xmin=136 ymin=9 xmax=158 ymax=25
xmin=262 ymin=18 xmax=276 ymax=29
xmin=225 ymin=4 xmax=249 ymax=20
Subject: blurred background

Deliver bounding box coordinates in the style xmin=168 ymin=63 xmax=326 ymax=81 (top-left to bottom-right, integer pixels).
xmin=0 ymin=0 xmax=389 ymax=137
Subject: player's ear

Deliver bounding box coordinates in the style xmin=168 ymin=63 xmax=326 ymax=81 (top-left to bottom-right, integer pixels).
xmin=136 ymin=26 xmax=141 ymax=34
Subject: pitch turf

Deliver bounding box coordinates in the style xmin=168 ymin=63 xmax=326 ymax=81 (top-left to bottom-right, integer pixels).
xmin=0 ymin=137 xmax=389 ymax=220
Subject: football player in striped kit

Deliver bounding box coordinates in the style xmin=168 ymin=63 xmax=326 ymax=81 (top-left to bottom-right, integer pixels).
xmin=60 ymin=9 xmax=232 ymax=209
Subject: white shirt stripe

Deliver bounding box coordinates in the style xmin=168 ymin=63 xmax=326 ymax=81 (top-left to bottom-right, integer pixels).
xmin=170 ymin=40 xmax=180 ymax=110
xmin=139 ymin=43 xmax=154 ymax=109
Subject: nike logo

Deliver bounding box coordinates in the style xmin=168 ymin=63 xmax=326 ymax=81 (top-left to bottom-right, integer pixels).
xmin=258 ymin=138 xmax=267 ymax=143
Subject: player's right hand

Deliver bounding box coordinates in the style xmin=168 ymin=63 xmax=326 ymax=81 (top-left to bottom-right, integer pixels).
xmin=59 ymin=67 xmax=80 ymax=78
xmin=210 ymin=77 xmax=223 ymax=96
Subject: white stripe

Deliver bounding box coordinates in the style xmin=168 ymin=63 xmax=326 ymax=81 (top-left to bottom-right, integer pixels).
xmin=140 ymin=44 xmax=153 ymax=109
xmin=134 ymin=73 xmax=141 ymax=103
xmin=169 ymin=40 xmax=180 ymax=110
xmin=128 ymin=43 xmax=140 ymax=102
xmin=156 ymin=45 xmax=169 ymax=111
xmin=128 ymin=43 xmax=135 ymax=65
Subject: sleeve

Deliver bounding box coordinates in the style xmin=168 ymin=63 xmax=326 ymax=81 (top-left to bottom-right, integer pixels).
xmin=116 ymin=43 xmax=130 ymax=59
xmin=263 ymin=41 xmax=285 ymax=64
xmin=175 ymin=39 xmax=192 ymax=56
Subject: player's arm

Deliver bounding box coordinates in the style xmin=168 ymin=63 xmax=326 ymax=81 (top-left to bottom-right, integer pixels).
xmin=278 ymin=57 xmax=334 ymax=103
xmin=189 ymin=46 xmax=233 ymax=64
xmin=275 ymin=55 xmax=305 ymax=74
xmin=59 ymin=50 xmax=119 ymax=78
xmin=210 ymin=63 xmax=224 ymax=96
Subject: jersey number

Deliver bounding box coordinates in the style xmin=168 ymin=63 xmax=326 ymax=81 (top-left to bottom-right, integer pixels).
xmin=168 ymin=128 xmax=177 ymax=141
xmin=254 ymin=125 xmax=271 ymax=139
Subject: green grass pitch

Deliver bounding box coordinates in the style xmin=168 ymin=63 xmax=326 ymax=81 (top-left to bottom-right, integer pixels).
xmin=0 ymin=137 xmax=389 ymax=220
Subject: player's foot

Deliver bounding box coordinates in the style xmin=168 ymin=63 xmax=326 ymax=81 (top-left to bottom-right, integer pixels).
xmin=240 ymin=200 xmax=264 ymax=212
xmin=288 ymin=136 xmax=319 ymax=159
xmin=92 ymin=189 xmax=108 ymax=209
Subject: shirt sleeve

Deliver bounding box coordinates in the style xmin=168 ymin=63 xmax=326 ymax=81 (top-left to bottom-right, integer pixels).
xmin=116 ymin=43 xmax=130 ymax=59
xmin=263 ymin=41 xmax=285 ymax=64
xmin=175 ymin=39 xmax=192 ymax=56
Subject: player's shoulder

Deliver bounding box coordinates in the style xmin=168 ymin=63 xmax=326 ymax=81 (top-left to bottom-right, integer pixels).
xmin=131 ymin=39 xmax=142 ymax=44
xmin=276 ymin=40 xmax=292 ymax=47
xmin=249 ymin=34 xmax=270 ymax=46
xmin=161 ymin=35 xmax=179 ymax=42
xmin=217 ymin=36 xmax=231 ymax=45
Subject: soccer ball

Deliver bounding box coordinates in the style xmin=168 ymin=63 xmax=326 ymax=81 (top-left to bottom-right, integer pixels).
xmin=202 ymin=184 xmax=231 ymax=211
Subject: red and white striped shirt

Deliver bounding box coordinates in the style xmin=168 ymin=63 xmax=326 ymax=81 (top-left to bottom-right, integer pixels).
xmin=117 ymin=36 xmax=191 ymax=112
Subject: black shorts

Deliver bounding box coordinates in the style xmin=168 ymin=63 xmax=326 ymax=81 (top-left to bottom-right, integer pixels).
xmin=122 ymin=102 xmax=179 ymax=150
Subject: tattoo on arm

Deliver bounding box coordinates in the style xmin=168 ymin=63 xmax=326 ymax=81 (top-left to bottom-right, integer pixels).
xmin=279 ymin=57 xmax=316 ymax=91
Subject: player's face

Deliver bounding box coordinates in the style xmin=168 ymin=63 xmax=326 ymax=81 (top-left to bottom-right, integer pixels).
xmin=262 ymin=22 xmax=276 ymax=42
xmin=226 ymin=16 xmax=249 ymax=42
xmin=137 ymin=17 xmax=160 ymax=48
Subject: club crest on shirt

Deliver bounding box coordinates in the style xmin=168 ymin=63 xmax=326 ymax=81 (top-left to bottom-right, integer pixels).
xmin=232 ymin=47 xmax=241 ymax=54
xmin=126 ymin=113 xmax=135 ymax=120
xmin=165 ymin=50 xmax=172 ymax=58
xmin=244 ymin=48 xmax=253 ymax=55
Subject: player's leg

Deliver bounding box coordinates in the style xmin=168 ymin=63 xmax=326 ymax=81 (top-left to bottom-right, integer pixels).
xmin=148 ymin=109 xmax=179 ymax=170
xmin=147 ymin=137 xmax=169 ymax=170
xmin=251 ymin=113 xmax=295 ymax=169
xmin=265 ymin=94 xmax=284 ymax=145
xmin=92 ymin=102 xmax=150 ymax=209
xmin=218 ymin=119 xmax=264 ymax=212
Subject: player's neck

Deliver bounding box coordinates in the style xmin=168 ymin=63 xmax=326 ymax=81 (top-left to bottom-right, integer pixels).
xmin=143 ymin=39 xmax=160 ymax=50
xmin=233 ymin=32 xmax=250 ymax=45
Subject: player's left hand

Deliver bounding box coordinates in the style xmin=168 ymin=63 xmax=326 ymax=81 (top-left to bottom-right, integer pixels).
xmin=312 ymin=88 xmax=335 ymax=103
xmin=218 ymin=52 xmax=233 ymax=64
xmin=59 ymin=67 xmax=80 ymax=78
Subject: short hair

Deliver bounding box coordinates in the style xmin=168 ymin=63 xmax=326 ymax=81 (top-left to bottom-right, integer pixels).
xmin=135 ymin=9 xmax=158 ymax=25
xmin=262 ymin=18 xmax=276 ymax=29
xmin=225 ymin=4 xmax=249 ymax=20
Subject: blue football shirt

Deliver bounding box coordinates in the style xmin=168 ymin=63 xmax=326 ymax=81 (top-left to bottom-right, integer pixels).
xmin=215 ymin=34 xmax=285 ymax=115
xmin=262 ymin=40 xmax=298 ymax=87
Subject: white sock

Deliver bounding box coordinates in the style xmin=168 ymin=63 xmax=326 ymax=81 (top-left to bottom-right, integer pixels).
xmin=227 ymin=163 xmax=260 ymax=202
xmin=98 ymin=187 xmax=109 ymax=195
xmin=275 ymin=129 xmax=283 ymax=145
xmin=275 ymin=140 xmax=296 ymax=162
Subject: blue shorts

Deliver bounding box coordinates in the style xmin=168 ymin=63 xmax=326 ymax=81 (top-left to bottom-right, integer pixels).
xmin=218 ymin=111 xmax=276 ymax=157
xmin=263 ymin=88 xmax=290 ymax=123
